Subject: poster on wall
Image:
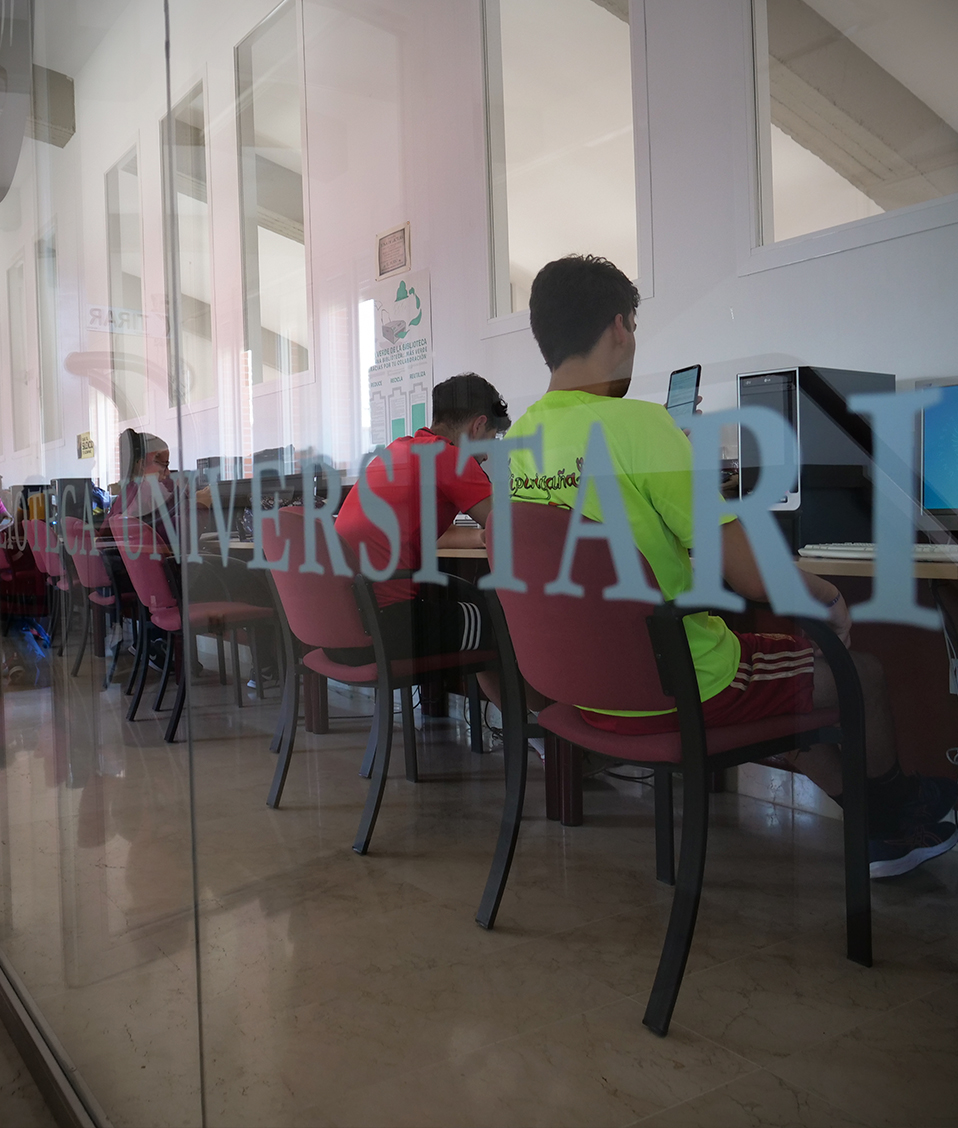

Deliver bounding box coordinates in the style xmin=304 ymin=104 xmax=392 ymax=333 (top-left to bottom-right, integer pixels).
xmin=367 ymin=269 xmax=432 ymax=445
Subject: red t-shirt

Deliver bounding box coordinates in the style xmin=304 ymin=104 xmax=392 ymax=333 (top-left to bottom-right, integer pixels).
xmin=335 ymin=428 xmax=492 ymax=606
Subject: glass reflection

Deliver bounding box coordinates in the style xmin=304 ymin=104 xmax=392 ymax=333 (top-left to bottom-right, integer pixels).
xmin=236 ymin=0 xmax=309 ymax=387
xmin=105 ymin=149 xmax=148 ymax=423
xmin=162 ymin=83 xmax=214 ymax=406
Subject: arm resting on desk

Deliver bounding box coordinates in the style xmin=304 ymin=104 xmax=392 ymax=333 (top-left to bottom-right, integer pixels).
xmin=722 ymin=519 xmax=850 ymax=645
xmin=436 ymin=496 xmax=492 ymax=550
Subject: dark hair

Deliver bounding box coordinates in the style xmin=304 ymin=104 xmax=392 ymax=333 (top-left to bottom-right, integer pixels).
xmin=529 ymin=254 xmax=639 ymax=371
xmin=119 ymin=428 xmax=168 ymax=482
xmin=431 ymin=373 xmax=510 ymax=432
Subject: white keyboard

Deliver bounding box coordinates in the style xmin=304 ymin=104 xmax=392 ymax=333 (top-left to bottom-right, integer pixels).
xmin=799 ymin=541 xmax=958 ymax=561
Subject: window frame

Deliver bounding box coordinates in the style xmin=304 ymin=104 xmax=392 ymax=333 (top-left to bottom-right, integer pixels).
xmin=739 ymin=0 xmax=958 ymax=278
xmin=481 ymin=0 xmax=654 ymax=334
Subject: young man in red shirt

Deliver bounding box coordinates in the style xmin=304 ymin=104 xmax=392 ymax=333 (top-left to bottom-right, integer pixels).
xmin=333 ymin=373 xmax=509 ymax=663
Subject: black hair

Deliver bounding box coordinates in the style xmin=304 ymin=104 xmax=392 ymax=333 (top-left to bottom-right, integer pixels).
xmin=529 ymin=254 xmax=639 ymax=371
xmin=119 ymin=428 xmax=168 ymax=482
xmin=431 ymin=373 xmax=510 ymax=432
xmin=119 ymin=428 xmax=144 ymax=482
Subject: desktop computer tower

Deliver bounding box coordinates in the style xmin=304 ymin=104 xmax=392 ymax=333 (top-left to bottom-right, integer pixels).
xmin=737 ymin=366 xmax=895 ymax=552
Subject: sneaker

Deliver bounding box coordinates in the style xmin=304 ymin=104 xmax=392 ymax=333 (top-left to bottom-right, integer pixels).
xmin=247 ymin=666 xmax=279 ymax=690
xmin=899 ymin=774 xmax=958 ymax=826
xmin=148 ymin=639 xmax=168 ymax=671
xmin=869 ymin=818 xmax=958 ymax=879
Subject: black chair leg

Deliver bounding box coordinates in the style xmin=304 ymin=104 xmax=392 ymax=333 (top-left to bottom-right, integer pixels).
xmin=654 ymin=767 xmax=676 ymax=886
xmin=315 ymin=675 xmax=329 ymax=734
xmin=467 ymin=675 xmax=485 ymax=755
xmin=164 ymin=649 xmax=187 ymax=742
xmin=104 ymin=600 xmax=123 ymax=690
xmin=231 ymin=632 xmax=243 ymax=708
xmin=544 ymin=731 xmax=560 ymax=820
xmin=48 ymin=585 xmax=60 ymax=649
xmin=154 ymin=631 xmax=175 ymax=710
xmin=216 ymin=636 xmax=226 ymax=684
xmin=476 ymin=718 xmax=530 ymax=930
xmin=249 ymin=629 xmax=264 ymax=700
xmin=125 ymin=610 xmax=143 ymax=695
xmin=353 ymin=679 xmax=395 ymax=854
xmin=839 ymin=727 xmax=872 ymax=967
xmin=558 ymin=739 xmax=583 ymax=826
xmin=127 ymin=611 xmax=151 ymax=721
xmin=359 ymin=692 xmax=380 ymax=779
xmin=401 ymin=686 xmax=418 ymax=783
xmin=270 ymin=666 xmax=294 ymax=754
xmin=70 ymin=598 xmax=91 ymax=677
xmin=643 ymin=769 xmax=710 ymax=1037
xmin=57 ymin=585 xmax=72 ymax=657
xmin=268 ymin=660 xmax=301 ymax=807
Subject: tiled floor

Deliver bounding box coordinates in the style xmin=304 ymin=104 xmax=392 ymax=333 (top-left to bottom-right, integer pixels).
xmin=0 ymin=647 xmax=957 ymax=1127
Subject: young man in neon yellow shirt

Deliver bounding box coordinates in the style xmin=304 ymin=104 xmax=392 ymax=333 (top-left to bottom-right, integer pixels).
xmin=507 ymin=253 xmax=956 ymax=878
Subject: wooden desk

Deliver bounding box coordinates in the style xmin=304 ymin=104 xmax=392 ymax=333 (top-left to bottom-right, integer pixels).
xmin=797 ymin=556 xmax=958 ymax=581
xmin=790 ymin=556 xmax=958 ymax=779
xmin=435 ymin=547 xmax=487 ymax=559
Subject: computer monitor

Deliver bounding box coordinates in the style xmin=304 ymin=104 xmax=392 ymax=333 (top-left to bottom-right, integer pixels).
xmin=920 ymin=381 xmax=958 ymax=527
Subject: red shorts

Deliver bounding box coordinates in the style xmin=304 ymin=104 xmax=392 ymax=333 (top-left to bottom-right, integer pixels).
xmin=580 ymin=632 xmax=816 ymax=735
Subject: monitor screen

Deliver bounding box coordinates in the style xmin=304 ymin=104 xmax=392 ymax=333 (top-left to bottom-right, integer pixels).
xmin=922 ymin=382 xmax=958 ymax=514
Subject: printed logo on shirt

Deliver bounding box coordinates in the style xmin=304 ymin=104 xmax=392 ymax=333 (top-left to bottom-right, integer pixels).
xmin=510 ymin=457 xmax=583 ymax=502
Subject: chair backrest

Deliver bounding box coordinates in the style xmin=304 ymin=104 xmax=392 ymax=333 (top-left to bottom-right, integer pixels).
xmin=488 ymin=502 xmax=674 ymax=713
xmin=24 ymin=519 xmax=51 ymax=576
xmin=261 ymin=506 xmax=369 ymax=650
xmin=109 ymin=514 xmax=179 ymax=616
xmin=63 ymin=517 xmax=111 ymax=589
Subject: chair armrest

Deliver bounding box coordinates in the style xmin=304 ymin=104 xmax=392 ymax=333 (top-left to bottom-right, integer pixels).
xmin=794 ymin=616 xmax=863 ymax=719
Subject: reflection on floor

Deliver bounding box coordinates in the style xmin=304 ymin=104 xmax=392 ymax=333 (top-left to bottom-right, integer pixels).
xmin=0 ymin=649 xmax=956 ymax=1127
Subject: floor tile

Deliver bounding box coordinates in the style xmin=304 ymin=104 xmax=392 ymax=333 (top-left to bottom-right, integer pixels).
xmin=321 ymin=999 xmax=754 ymax=1128
xmin=670 ymin=918 xmax=958 ymax=1066
xmin=769 ymin=982 xmax=958 ymax=1128
xmin=636 ymin=1067 xmax=872 ymax=1127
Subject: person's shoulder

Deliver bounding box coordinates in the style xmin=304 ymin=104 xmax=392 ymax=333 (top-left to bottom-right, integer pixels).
xmin=592 ymin=395 xmax=674 ymax=434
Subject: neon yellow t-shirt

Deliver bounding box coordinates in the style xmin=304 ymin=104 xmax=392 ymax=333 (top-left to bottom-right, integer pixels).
xmin=508 ymin=389 xmax=740 ymax=715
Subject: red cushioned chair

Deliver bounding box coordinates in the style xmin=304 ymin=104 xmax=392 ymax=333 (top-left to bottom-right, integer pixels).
xmin=109 ymin=513 xmax=275 ymax=742
xmin=24 ymin=518 xmax=71 ymax=648
xmin=62 ymin=516 xmax=138 ymax=684
xmin=477 ymin=502 xmax=871 ymax=1038
xmin=261 ymin=506 xmax=498 ymax=855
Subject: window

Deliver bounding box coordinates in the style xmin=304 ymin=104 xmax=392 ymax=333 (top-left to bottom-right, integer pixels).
xmin=7 ymin=258 xmax=31 ymax=451
xmin=484 ymin=0 xmax=638 ymax=315
xmin=161 ymin=83 xmax=215 ymax=405
xmin=105 ymin=148 xmax=147 ymax=421
xmin=753 ymin=0 xmax=958 ymax=244
xmin=236 ymin=0 xmax=309 ymax=386
xmin=36 ymin=230 xmax=61 ymax=442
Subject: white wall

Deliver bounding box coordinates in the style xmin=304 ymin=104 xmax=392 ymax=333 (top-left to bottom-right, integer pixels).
xmin=1 ymin=0 xmax=956 ymax=489
xmin=476 ymin=0 xmax=958 ymax=422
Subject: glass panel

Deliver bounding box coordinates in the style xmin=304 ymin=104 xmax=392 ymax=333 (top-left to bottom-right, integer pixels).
xmin=105 ymin=148 xmax=147 ymax=422
xmin=486 ymin=0 xmax=638 ymax=314
xmin=7 ymin=258 xmax=32 ymax=451
xmin=754 ymin=0 xmax=958 ymax=243
xmin=236 ymin=0 xmax=309 ymax=387
xmin=162 ymin=83 xmax=214 ymax=405
xmin=0 ymin=1 xmax=203 ymax=1124
xmin=35 ymin=229 xmax=61 ymax=442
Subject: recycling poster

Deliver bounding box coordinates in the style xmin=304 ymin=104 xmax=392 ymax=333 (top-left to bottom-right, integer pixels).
xmin=367 ymin=270 xmax=433 ymax=445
